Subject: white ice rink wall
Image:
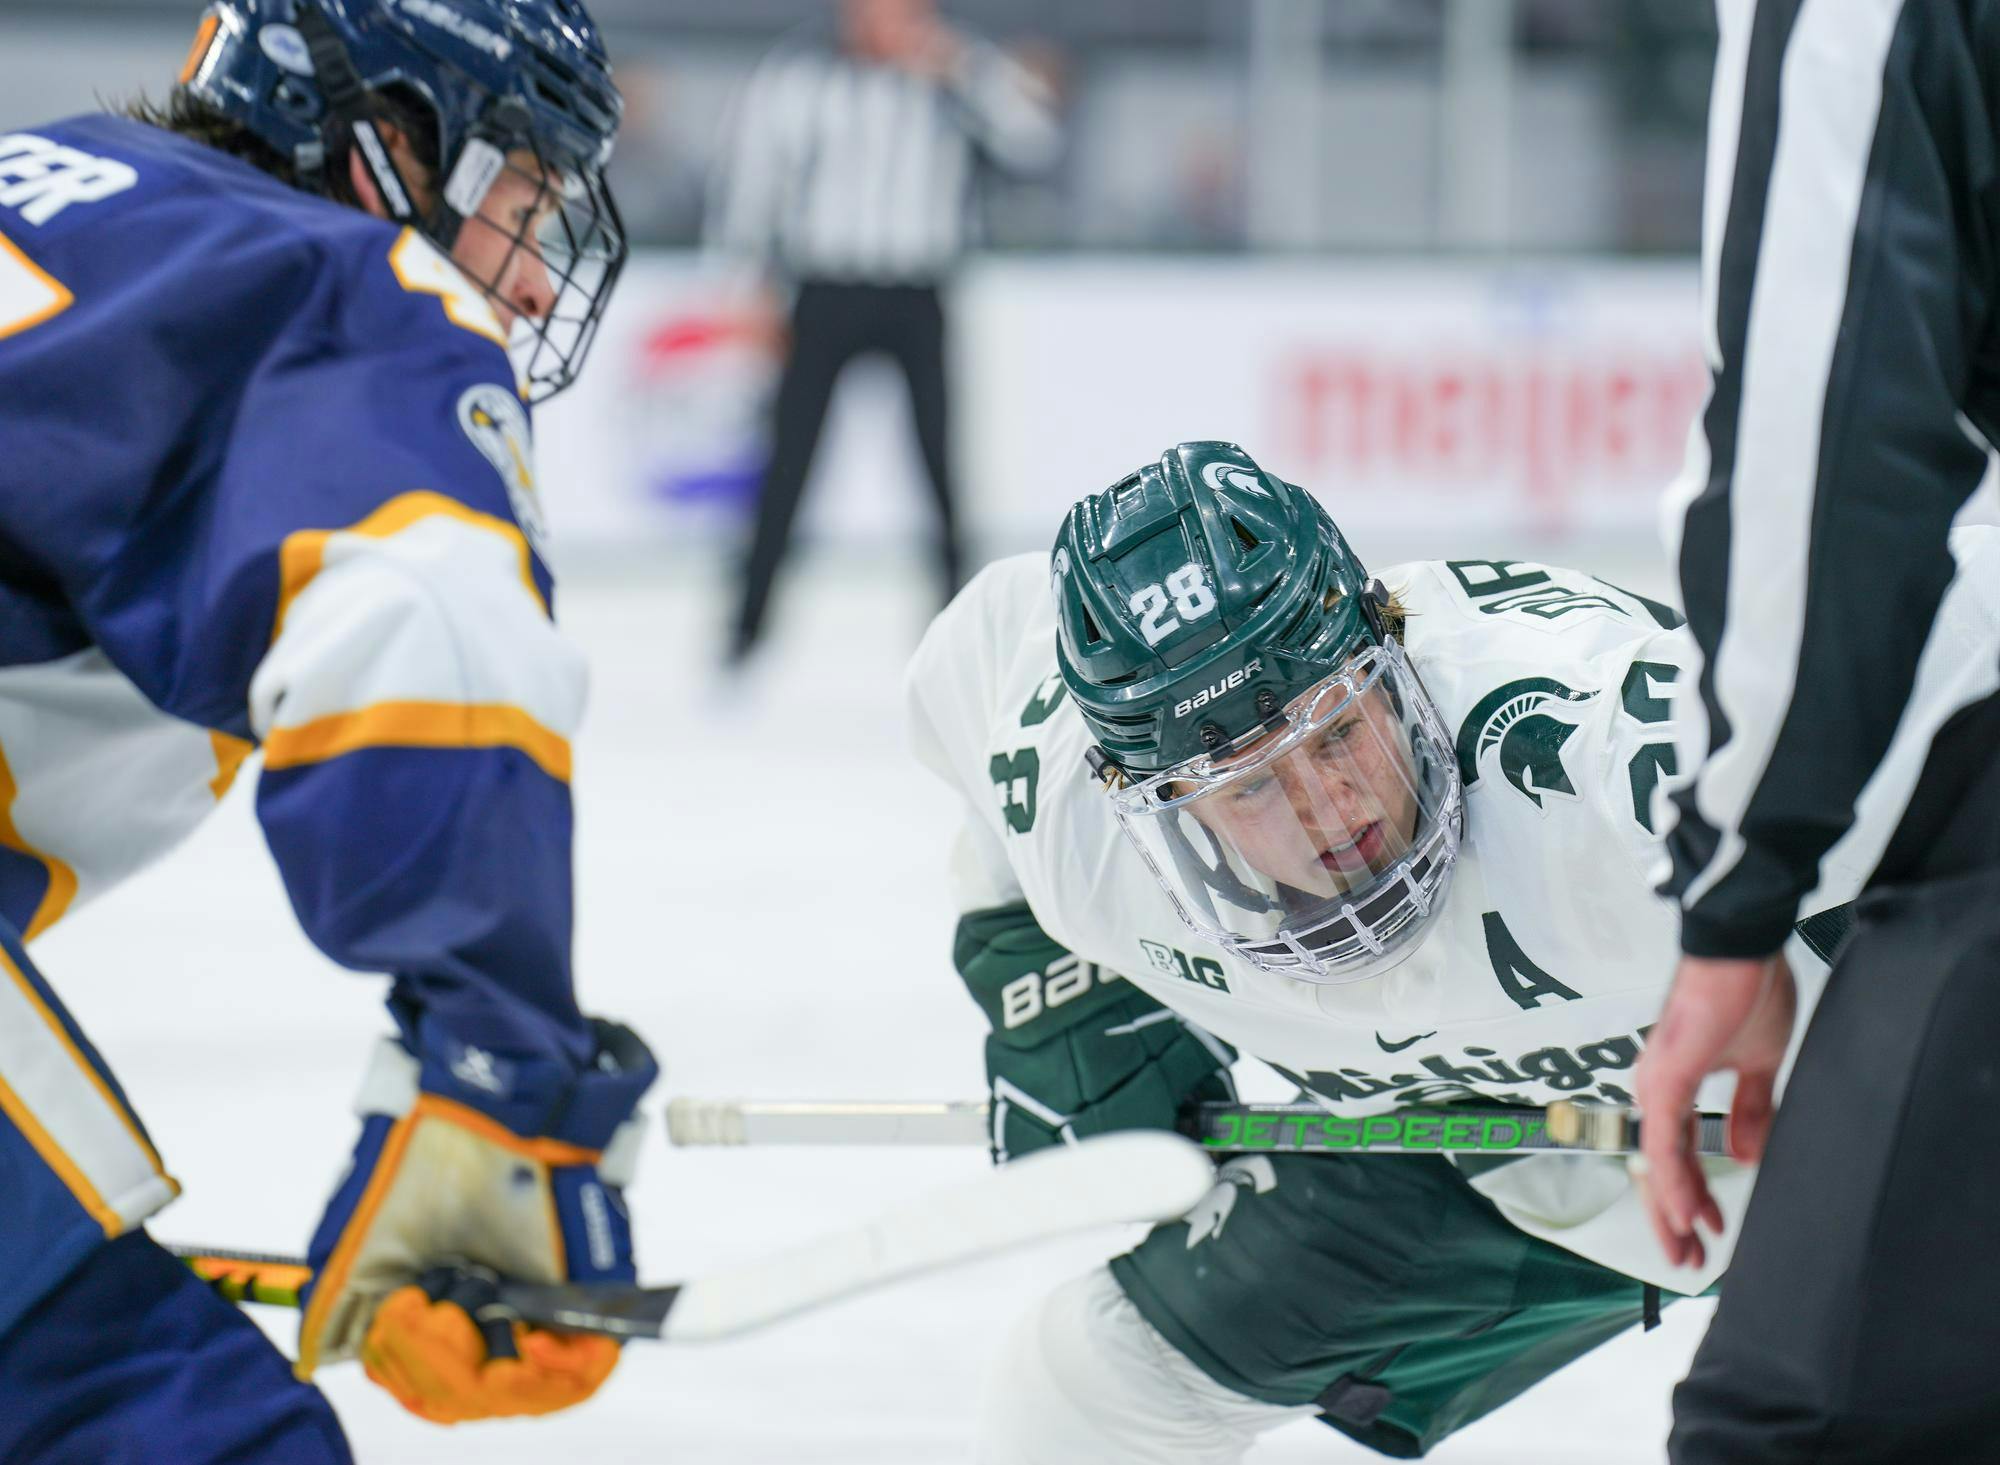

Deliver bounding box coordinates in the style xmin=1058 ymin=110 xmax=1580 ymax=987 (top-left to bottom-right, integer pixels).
xmin=534 ymin=253 xmax=1705 ymax=560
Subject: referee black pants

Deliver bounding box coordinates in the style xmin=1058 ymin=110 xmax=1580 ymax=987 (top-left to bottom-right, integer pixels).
xmin=1671 ymin=699 xmax=2000 ymax=1463
xmin=731 ymin=280 xmax=961 ymax=658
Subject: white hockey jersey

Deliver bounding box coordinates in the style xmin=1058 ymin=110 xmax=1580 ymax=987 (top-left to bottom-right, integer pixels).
xmin=907 ymin=549 xmax=1917 ymax=1294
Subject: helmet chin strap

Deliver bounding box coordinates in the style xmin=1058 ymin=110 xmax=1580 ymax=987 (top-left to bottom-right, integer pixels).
xmin=293 ymin=3 xmax=443 ymax=235
xmin=348 ymin=115 xmax=418 ymax=221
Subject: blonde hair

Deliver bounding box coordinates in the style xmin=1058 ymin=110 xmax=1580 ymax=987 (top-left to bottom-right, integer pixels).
xmin=1324 ymin=582 xmax=1412 ymax=644
xmin=1378 ymin=582 xmax=1413 ymax=643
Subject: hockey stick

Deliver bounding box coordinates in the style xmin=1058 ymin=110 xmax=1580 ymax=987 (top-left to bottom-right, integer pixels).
xmin=665 ymin=1096 xmax=1730 ymax=1158
xmin=168 ymin=1130 xmax=1215 ymax=1343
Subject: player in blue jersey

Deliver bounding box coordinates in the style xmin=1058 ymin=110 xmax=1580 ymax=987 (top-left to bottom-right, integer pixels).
xmin=0 ymin=3 xmax=654 ymax=1457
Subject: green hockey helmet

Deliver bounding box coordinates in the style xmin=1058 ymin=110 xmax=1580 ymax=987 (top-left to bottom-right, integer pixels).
xmin=1052 ymin=442 xmax=1462 ymax=985
xmin=1054 ymin=442 xmax=1380 ymax=774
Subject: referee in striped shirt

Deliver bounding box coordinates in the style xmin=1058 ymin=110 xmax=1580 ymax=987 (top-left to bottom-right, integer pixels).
xmin=708 ymin=0 xmax=1059 ymax=664
xmin=1633 ymin=2 xmax=2000 ymax=1457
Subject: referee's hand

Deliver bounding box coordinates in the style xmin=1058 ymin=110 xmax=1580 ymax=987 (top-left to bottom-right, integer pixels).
xmin=889 ymin=14 xmax=964 ymax=78
xmin=1632 ymin=953 xmax=1797 ymax=1270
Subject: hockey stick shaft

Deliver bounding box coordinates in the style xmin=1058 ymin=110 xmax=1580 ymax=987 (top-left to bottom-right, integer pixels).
xmin=665 ymin=1096 xmax=1729 ymax=1158
xmin=169 ymin=1131 xmax=1217 ymax=1343
xmin=170 ymin=1245 xmax=683 ymax=1339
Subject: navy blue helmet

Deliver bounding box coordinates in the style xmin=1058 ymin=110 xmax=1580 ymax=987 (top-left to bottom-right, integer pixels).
xmin=180 ymin=0 xmax=626 ymax=400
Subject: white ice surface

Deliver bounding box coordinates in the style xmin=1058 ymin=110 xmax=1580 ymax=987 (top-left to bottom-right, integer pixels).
xmin=34 ymin=548 xmax=1706 ymax=1464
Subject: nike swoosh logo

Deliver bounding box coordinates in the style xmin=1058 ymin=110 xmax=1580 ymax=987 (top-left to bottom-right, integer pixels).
xmin=1375 ymin=1030 xmax=1437 ymax=1053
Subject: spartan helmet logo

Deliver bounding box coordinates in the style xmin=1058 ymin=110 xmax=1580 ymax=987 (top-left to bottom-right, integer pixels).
xmin=1453 ymin=678 xmax=1597 ymax=810
xmin=1199 ymin=460 xmax=1263 ymax=495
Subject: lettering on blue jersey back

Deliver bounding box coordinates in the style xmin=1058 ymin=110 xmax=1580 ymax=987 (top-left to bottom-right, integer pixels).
xmin=0 ymin=134 xmax=137 ymax=225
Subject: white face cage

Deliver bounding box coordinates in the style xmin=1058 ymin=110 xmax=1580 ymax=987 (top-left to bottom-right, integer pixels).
xmin=1109 ymin=639 xmax=1463 ymax=986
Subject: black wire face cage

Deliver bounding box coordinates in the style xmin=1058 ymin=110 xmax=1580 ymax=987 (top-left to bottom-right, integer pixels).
xmin=445 ymin=137 xmax=626 ymax=404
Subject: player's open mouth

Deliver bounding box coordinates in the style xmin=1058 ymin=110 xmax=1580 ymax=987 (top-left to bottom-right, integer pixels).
xmin=1320 ymin=822 xmax=1385 ymax=871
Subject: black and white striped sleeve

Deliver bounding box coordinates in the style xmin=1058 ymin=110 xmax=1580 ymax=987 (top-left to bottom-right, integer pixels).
xmin=1664 ymin=0 xmax=1999 ymax=957
xmin=941 ymin=41 xmax=1061 ymax=176
xmin=703 ymin=50 xmax=812 ymax=276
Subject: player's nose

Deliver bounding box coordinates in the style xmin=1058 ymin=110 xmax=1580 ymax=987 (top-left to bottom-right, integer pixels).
xmin=506 ymin=247 xmax=558 ymax=324
xmin=1289 ymin=767 xmax=1368 ymax=839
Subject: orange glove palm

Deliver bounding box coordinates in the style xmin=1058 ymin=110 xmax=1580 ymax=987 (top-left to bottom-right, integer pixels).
xmin=360 ymin=1275 xmax=620 ymax=1425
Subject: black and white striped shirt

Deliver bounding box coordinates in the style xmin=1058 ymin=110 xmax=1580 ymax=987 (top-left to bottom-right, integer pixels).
xmin=1664 ymin=0 xmax=2000 ymax=957
xmin=706 ymin=35 xmax=1059 ymax=286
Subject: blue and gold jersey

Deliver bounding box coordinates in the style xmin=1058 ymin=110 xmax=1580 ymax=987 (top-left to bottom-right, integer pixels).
xmin=0 ymin=114 xmax=597 ymax=1169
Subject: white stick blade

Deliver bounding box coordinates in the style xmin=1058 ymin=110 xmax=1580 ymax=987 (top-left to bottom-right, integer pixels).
xmin=661 ymin=1132 xmax=1215 ymax=1343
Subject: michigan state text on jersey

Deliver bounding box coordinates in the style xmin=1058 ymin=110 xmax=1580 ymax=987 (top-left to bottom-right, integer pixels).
xmin=908 ymin=443 xmax=2000 ymax=1462
xmin=0 ymin=3 xmax=657 ymax=1457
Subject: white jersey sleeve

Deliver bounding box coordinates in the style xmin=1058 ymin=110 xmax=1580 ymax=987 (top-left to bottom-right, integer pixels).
xmin=907 ymin=554 xmax=1056 ymax=916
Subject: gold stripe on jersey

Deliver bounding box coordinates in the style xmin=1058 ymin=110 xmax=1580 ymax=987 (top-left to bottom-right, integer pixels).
xmin=0 ymin=1067 xmax=116 ymax=1234
xmin=272 ymin=490 xmax=545 ymax=643
xmin=0 ymin=941 xmax=177 ymax=1237
xmin=263 ymin=700 xmax=571 ymax=784
xmin=208 ymin=729 xmax=254 ymax=800
xmin=0 ymin=739 xmax=77 ymax=940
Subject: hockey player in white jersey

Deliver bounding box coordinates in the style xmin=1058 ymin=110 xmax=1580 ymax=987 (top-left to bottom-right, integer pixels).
xmin=906 ymin=441 xmax=1870 ymax=1461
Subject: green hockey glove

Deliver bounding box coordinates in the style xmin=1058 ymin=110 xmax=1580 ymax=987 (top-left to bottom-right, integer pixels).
xmin=955 ymin=902 xmax=1236 ymax=1162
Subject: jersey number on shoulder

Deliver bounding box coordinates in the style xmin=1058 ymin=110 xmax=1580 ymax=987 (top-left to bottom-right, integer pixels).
xmin=1132 ymin=563 xmax=1217 ymax=647
xmin=388 ymin=229 xmax=509 ymax=350
xmin=989 ymin=750 xmax=1040 ymax=834
xmin=1621 ymin=660 xmax=1678 ymax=832
xmin=988 ymin=675 xmax=1071 ymax=834
xmin=0 ymin=134 xmax=140 ymax=337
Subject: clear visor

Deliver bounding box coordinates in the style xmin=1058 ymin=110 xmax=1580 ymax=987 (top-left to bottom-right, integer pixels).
xmin=1110 ymin=640 xmax=1462 ymax=985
